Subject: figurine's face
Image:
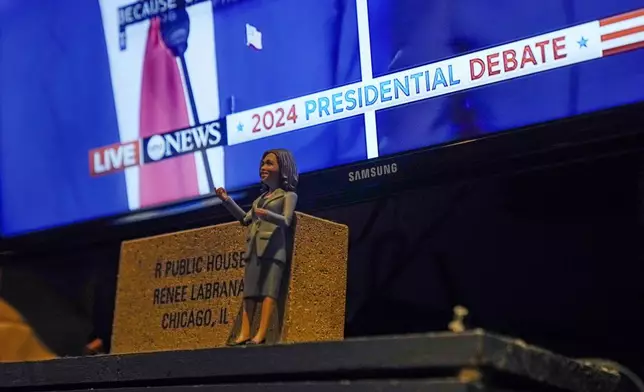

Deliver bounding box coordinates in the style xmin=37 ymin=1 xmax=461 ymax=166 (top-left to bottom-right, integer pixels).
xmin=260 ymin=153 xmax=280 ymax=188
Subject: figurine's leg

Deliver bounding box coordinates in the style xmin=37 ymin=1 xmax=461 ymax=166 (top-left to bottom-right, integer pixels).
xmin=251 ymin=296 xmax=275 ymax=344
xmin=235 ymin=299 xmax=255 ymax=344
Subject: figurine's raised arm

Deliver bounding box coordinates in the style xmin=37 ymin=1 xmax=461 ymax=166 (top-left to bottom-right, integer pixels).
xmin=216 ymin=187 xmax=252 ymax=226
xmin=261 ymin=192 xmax=298 ymax=228
xmin=224 ymin=198 xmax=253 ymax=226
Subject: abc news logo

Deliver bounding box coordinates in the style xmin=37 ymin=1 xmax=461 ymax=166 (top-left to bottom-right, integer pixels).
xmin=90 ymin=119 xmax=226 ymax=176
xmin=143 ymin=120 xmax=226 ymax=163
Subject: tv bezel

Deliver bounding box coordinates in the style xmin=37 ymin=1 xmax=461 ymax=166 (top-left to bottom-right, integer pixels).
xmin=2 ymin=101 xmax=644 ymax=254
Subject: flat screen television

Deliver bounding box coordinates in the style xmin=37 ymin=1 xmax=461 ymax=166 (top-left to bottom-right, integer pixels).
xmin=1 ymin=0 xmax=643 ymax=245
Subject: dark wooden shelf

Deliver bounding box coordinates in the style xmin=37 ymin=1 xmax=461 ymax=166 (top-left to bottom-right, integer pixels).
xmin=0 ymin=330 xmax=621 ymax=392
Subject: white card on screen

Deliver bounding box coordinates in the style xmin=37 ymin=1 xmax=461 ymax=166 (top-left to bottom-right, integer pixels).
xmin=246 ymin=23 xmax=263 ymax=50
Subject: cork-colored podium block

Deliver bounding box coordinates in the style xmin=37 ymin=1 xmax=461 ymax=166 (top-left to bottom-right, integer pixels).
xmin=111 ymin=212 xmax=348 ymax=354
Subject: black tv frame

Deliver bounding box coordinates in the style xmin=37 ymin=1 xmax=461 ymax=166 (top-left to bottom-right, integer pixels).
xmin=2 ymin=101 xmax=644 ymax=254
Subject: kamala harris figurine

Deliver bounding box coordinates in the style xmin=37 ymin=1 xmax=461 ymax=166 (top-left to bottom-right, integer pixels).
xmin=215 ymin=149 xmax=299 ymax=345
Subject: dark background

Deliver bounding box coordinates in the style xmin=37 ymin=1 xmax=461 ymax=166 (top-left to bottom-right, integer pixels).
xmin=1 ymin=104 xmax=643 ymax=377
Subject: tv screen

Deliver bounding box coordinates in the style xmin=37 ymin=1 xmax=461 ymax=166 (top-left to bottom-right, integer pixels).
xmin=1 ymin=0 xmax=642 ymax=237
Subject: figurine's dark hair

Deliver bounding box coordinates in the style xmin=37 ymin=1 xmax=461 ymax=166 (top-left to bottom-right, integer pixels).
xmin=260 ymin=149 xmax=299 ymax=192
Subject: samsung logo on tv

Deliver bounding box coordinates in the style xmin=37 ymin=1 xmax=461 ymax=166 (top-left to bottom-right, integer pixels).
xmin=348 ymin=163 xmax=398 ymax=182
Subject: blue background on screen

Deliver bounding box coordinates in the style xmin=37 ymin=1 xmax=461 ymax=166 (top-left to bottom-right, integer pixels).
xmin=0 ymin=0 xmax=642 ymax=236
xmin=213 ymin=0 xmax=367 ymax=191
xmin=0 ymin=0 xmax=128 ymax=236
xmin=368 ymin=0 xmax=644 ymax=154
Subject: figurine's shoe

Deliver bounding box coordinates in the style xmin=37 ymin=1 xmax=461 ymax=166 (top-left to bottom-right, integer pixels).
xmin=227 ymin=338 xmax=250 ymax=347
xmin=247 ymin=338 xmax=265 ymax=345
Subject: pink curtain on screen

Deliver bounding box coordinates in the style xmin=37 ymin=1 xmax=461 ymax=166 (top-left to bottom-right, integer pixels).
xmin=138 ymin=17 xmax=199 ymax=208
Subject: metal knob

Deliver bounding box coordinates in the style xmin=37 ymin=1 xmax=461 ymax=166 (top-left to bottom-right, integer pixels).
xmin=448 ymin=305 xmax=469 ymax=333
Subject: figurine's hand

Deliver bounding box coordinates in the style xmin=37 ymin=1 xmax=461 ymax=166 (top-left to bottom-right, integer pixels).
xmin=215 ymin=187 xmax=228 ymax=201
xmin=255 ymin=208 xmax=268 ymax=219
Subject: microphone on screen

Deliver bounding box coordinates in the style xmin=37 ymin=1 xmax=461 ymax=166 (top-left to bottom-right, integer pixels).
xmin=159 ymin=3 xmax=190 ymax=58
xmin=159 ymin=3 xmax=215 ymax=191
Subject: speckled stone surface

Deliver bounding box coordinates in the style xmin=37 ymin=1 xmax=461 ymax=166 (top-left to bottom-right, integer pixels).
xmin=281 ymin=213 xmax=348 ymax=344
xmin=111 ymin=212 xmax=348 ymax=354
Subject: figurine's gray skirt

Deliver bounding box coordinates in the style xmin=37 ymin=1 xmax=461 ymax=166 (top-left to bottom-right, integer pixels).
xmin=243 ymin=249 xmax=285 ymax=300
